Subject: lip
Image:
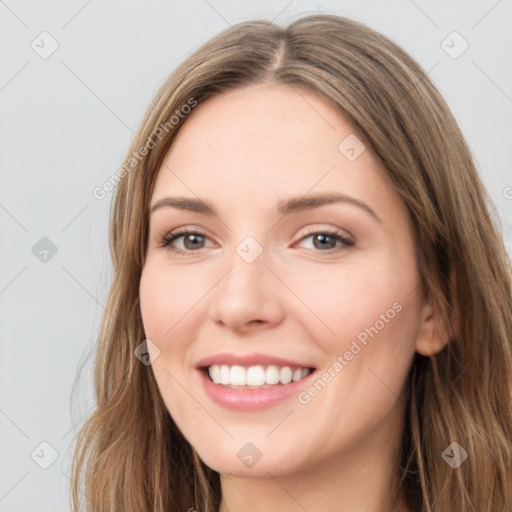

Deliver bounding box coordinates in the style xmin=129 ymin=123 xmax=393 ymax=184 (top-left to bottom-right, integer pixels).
xmin=195 ymin=360 xmax=316 ymax=412
xmin=195 ymin=352 xmax=315 ymax=370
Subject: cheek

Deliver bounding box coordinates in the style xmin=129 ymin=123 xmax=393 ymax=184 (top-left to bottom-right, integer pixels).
xmin=294 ymin=272 xmax=419 ymax=448
xmin=294 ymin=254 xmax=421 ymax=393
xmin=139 ymin=259 xmax=204 ymax=340
xmin=139 ymin=261 xmax=204 ymax=425
xmin=139 ymin=259 xmax=214 ymax=394
xmin=288 ymin=260 xmax=414 ymax=342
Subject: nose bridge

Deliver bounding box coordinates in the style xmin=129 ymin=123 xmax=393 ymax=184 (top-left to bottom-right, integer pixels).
xmin=219 ymin=239 xmax=269 ymax=302
xmin=209 ymin=235 xmax=285 ymax=328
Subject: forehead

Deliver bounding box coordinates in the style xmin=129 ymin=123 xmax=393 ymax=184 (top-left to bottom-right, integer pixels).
xmin=166 ymin=84 xmax=351 ymax=172
xmin=151 ymin=84 xmax=400 ymax=222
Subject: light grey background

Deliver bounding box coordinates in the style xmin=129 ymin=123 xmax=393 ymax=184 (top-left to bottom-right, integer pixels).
xmin=1 ymin=1 xmax=511 ymax=510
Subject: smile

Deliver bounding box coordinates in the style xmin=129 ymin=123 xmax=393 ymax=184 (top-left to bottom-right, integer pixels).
xmin=206 ymin=364 xmax=313 ymax=389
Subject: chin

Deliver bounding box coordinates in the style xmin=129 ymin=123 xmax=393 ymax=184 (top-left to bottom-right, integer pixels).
xmin=192 ymin=438 xmax=307 ymax=478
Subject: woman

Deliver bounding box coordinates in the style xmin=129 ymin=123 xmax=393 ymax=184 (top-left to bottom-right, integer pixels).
xmin=71 ymin=14 xmax=512 ymax=512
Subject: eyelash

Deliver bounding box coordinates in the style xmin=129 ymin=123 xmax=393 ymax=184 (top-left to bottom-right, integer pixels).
xmin=159 ymin=227 xmax=354 ymax=256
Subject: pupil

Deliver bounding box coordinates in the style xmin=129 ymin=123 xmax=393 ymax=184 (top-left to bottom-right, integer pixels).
xmin=315 ymin=234 xmax=334 ymax=249
xmin=182 ymin=234 xmax=336 ymax=251
xmin=185 ymin=234 xmax=203 ymax=249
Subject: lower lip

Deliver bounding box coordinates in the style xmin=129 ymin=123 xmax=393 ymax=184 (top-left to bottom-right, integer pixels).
xmin=197 ymin=368 xmax=316 ymax=411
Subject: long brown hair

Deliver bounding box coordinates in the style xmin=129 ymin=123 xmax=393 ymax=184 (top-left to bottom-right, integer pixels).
xmin=71 ymin=14 xmax=512 ymax=512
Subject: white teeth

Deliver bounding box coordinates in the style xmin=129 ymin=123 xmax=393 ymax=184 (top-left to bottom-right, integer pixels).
xmin=279 ymin=367 xmax=293 ymax=384
xmin=230 ymin=365 xmax=246 ymax=386
xmin=220 ymin=365 xmax=230 ymax=385
xmin=247 ymin=365 xmax=266 ymax=386
xmin=209 ymin=364 xmax=220 ymax=384
xmin=207 ymin=364 xmax=312 ymax=388
xmin=265 ymin=365 xmax=280 ymax=385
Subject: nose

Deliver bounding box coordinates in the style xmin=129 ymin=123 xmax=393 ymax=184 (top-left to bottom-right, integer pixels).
xmin=208 ymin=246 xmax=286 ymax=332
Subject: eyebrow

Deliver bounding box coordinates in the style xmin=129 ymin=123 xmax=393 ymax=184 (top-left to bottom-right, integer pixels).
xmin=150 ymin=192 xmax=381 ymax=222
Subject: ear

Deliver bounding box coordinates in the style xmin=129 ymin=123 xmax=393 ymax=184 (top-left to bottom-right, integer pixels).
xmin=415 ymin=295 xmax=451 ymax=357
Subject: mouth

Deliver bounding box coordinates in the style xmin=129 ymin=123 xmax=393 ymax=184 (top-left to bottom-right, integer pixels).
xmin=195 ymin=355 xmax=318 ymax=411
xmin=200 ymin=364 xmax=316 ymax=390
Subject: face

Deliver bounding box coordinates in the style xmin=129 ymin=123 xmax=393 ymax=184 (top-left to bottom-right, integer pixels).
xmin=139 ymin=84 xmax=432 ymax=479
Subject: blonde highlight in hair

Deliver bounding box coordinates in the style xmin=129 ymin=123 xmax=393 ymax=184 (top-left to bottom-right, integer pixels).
xmin=71 ymin=14 xmax=512 ymax=512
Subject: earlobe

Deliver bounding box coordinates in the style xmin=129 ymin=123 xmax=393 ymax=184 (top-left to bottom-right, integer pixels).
xmin=415 ymin=298 xmax=451 ymax=357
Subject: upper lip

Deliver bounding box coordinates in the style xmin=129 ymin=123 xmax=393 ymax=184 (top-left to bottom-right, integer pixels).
xmin=196 ymin=353 xmax=316 ymax=369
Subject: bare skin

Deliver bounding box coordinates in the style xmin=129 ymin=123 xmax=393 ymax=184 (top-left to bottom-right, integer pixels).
xmin=139 ymin=83 xmax=447 ymax=512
